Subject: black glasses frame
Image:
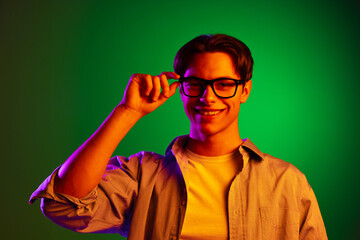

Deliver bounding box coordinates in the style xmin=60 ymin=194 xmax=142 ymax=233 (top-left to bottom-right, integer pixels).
xmin=179 ymin=76 xmax=246 ymax=99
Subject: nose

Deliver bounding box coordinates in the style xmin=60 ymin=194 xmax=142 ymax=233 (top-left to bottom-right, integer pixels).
xmin=200 ymin=85 xmax=216 ymax=104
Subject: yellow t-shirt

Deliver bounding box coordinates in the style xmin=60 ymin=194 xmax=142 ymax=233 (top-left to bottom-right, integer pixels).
xmin=179 ymin=147 xmax=244 ymax=240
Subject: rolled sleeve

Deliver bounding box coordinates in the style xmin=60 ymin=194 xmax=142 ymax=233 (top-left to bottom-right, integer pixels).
xmin=29 ymin=166 xmax=97 ymax=206
xmin=29 ymin=155 xmax=141 ymax=236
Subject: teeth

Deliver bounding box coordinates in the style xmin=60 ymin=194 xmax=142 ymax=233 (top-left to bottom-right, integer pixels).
xmin=198 ymin=110 xmax=221 ymax=116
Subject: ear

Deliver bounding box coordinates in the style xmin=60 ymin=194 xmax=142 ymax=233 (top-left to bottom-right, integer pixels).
xmin=240 ymin=80 xmax=252 ymax=103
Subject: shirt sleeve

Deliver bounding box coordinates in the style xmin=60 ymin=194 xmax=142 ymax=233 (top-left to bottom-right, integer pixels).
xmin=28 ymin=154 xmax=141 ymax=236
xmin=299 ymin=180 xmax=328 ymax=240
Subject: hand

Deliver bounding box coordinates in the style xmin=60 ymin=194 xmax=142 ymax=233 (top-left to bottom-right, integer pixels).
xmin=119 ymin=72 xmax=180 ymax=117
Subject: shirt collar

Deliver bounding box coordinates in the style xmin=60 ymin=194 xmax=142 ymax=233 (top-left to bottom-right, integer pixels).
xmin=241 ymin=138 xmax=264 ymax=162
xmin=166 ymin=135 xmax=264 ymax=162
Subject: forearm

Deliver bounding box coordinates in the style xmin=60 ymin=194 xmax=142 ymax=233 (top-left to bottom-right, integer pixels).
xmin=54 ymin=104 xmax=142 ymax=198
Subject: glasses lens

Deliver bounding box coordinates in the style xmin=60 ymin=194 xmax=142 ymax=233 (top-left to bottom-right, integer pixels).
xmin=213 ymin=79 xmax=237 ymax=97
xmin=182 ymin=78 xmax=205 ymax=97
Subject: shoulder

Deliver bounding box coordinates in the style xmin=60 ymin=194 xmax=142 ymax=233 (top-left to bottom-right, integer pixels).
xmin=108 ymin=151 xmax=166 ymax=167
xmin=263 ymin=153 xmax=304 ymax=179
xmin=243 ymin=139 xmax=309 ymax=189
xmin=103 ymin=136 xmax=184 ymax=180
xmin=104 ymin=151 xmax=168 ymax=181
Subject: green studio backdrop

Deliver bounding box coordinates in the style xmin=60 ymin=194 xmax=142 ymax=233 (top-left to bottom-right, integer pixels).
xmin=1 ymin=0 xmax=359 ymax=239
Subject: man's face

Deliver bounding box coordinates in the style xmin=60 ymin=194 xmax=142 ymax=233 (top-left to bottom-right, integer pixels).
xmin=180 ymin=52 xmax=252 ymax=139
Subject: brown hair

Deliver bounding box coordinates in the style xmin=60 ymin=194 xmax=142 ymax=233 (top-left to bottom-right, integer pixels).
xmin=174 ymin=34 xmax=253 ymax=81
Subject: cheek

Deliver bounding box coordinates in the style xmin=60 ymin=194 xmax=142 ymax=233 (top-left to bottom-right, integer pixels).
xmin=180 ymin=93 xmax=189 ymax=110
xmin=180 ymin=93 xmax=186 ymax=103
xmin=182 ymin=99 xmax=192 ymax=113
xmin=181 ymin=98 xmax=197 ymax=118
xmin=180 ymin=95 xmax=189 ymax=110
xmin=225 ymin=100 xmax=241 ymax=113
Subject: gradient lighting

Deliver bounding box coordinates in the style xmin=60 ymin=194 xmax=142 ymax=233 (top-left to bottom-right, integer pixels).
xmin=1 ymin=1 xmax=358 ymax=240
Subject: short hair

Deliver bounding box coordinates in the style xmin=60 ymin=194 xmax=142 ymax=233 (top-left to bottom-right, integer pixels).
xmin=174 ymin=34 xmax=253 ymax=81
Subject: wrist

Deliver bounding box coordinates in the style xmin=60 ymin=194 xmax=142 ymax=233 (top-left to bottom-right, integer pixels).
xmin=114 ymin=104 xmax=144 ymax=121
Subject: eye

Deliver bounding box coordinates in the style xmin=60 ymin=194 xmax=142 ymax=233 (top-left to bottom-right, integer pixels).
xmin=187 ymin=82 xmax=200 ymax=87
xmin=184 ymin=79 xmax=203 ymax=88
xmin=214 ymin=80 xmax=236 ymax=88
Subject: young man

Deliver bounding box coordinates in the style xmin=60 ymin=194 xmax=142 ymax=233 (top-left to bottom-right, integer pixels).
xmin=30 ymin=34 xmax=327 ymax=239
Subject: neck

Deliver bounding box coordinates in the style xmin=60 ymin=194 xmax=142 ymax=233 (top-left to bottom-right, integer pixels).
xmin=187 ymin=130 xmax=243 ymax=157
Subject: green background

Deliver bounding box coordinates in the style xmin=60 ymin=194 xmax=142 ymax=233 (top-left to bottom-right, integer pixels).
xmin=1 ymin=0 xmax=359 ymax=239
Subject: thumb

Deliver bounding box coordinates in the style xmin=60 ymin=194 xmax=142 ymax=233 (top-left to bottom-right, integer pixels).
xmin=158 ymin=81 xmax=180 ymax=103
xmin=168 ymin=81 xmax=180 ymax=97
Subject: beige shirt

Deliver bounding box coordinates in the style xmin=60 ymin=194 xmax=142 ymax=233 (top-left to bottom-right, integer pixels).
xmin=29 ymin=136 xmax=328 ymax=240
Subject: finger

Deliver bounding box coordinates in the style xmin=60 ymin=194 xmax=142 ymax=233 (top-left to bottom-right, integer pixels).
xmin=144 ymin=74 xmax=153 ymax=96
xmin=159 ymin=73 xmax=170 ymax=98
xmin=161 ymin=71 xmax=181 ymax=80
xmin=152 ymin=76 xmax=161 ymax=101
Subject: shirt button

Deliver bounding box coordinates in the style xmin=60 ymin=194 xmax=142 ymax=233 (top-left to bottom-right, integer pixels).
xmin=234 ymin=210 xmax=239 ymax=216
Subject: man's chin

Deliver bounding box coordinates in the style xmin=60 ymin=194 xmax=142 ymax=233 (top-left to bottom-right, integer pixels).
xmin=192 ymin=125 xmax=220 ymax=138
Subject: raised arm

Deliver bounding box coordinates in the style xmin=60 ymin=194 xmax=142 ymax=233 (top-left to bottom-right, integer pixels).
xmin=53 ymin=72 xmax=180 ymax=198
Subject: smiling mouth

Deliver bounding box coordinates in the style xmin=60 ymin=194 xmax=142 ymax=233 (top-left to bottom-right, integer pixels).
xmin=196 ymin=109 xmax=223 ymax=116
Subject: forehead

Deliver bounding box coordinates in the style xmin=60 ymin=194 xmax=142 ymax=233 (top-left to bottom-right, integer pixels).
xmin=184 ymin=52 xmax=239 ymax=79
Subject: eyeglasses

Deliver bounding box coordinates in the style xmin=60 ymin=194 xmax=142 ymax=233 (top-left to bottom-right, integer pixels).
xmin=179 ymin=76 xmax=246 ymax=98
